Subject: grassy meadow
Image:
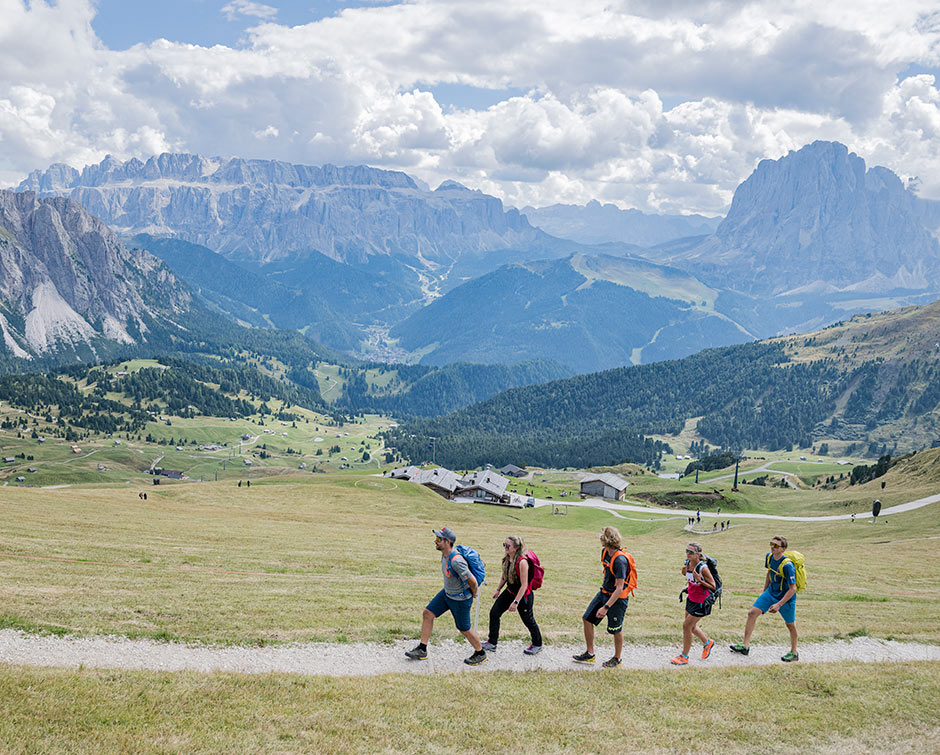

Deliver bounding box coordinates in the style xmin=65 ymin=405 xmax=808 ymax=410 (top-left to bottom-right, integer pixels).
xmin=1 ymin=452 xmax=938 ymax=751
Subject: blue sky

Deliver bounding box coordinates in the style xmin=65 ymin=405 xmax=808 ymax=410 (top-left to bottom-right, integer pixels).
xmin=4 ymin=1 xmax=940 ymax=213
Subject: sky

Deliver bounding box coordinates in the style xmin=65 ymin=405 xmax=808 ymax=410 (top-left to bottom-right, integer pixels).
xmin=2 ymin=0 xmax=940 ymax=214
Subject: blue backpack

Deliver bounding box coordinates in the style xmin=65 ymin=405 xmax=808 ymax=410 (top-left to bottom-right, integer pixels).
xmin=448 ymin=544 xmax=486 ymax=594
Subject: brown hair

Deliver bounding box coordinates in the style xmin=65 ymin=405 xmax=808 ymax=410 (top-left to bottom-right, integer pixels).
xmin=600 ymin=526 xmax=622 ymax=550
xmin=772 ymin=536 xmax=788 ymax=549
xmin=501 ymin=535 xmax=525 ymax=583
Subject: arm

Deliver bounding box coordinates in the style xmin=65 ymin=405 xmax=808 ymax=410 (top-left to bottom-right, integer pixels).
xmin=493 ymin=575 xmax=506 ymax=600
xmin=695 ymin=565 xmax=716 ymax=592
xmin=597 ymin=577 xmax=625 ymax=616
xmin=769 ymin=584 xmax=796 ymax=612
xmin=465 ymin=573 xmax=479 ymax=598
xmin=511 ymin=559 xmax=529 ymax=610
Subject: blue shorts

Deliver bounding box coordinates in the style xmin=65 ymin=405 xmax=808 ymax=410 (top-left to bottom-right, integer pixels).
xmin=427 ymin=589 xmax=473 ymax=632
xmin=583 ymin=591 xmax=628 ymax=634
xmin=753 ymin=588 xmax=796 ymax=624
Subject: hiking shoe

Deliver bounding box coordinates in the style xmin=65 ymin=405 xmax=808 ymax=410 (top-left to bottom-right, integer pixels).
xmin=523 ymin=645 xmax=543 ymax=655
xmin=670 ymin=654 xmax=689 ymax=666
xmin=729 ymin=643 xmax=749 ymax=656
xmin=781 ymin=651 xmax=799 ymax=663
xmin=701 ymin=639 xmax=715 ymax=660
xmin=481 ymin=641 xmax=497 ymax=652
xmin=404 ymin=645 xmax=427 ymax=660
xmin=602 ymin=656 xmax=622 ymax=668
xmin=572 ymin=651 xmax=596 ymax=664
xmin=464 ymin=650 xmax=487 ymax=666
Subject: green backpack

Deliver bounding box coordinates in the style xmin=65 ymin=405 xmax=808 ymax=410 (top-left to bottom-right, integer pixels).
xmin=766 ymin=550 xmax=806 ymax=592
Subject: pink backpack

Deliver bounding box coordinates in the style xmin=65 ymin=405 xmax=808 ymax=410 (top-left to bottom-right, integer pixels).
xmin=516 ymin=550 xmax=544 ymax=593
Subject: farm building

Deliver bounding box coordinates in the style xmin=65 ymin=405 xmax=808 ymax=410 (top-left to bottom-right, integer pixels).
xmin=580 ymin=472 xmax=630 ymax=500
xmin=386 ymin=465 xmax=421 ymax=480
xmin=457 ymin=470 xmax=510 ymax=504
xmin=499 ymin=464 xmax=526 ymax=477
xmin=412 ymin=467 xmax=462 ymax=499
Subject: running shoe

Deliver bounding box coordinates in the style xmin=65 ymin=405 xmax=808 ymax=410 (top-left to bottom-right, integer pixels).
xmin=602 ymin=656 xmax=622 ymax=668
xmin=572 ymin=651 xmax=596 ymax=664
xmin=781 ymin=651 xmax=799 ymax=662
xmin=670 ymin=654 xmax=689 ymax=665
xmin=729 ymin=643 xmax=749 ymax=656
xmin=481 ymin=641 xmax=497 ymax=652
xmin=701 ymin=638 xmax=715 ymax=660
xmin=464 ymin=650 xmax=487 ymax=665
xmin=404 ymin=645 xmax=428 ymax=660
xmin=523 ymin=645 xmax=543 ymax=655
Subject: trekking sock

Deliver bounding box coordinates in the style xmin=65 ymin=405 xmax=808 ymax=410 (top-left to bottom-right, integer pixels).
xmin=417 ymin=643 xmax=427 ymax=652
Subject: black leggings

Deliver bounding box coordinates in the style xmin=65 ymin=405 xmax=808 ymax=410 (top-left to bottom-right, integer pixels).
xmin=487 ymin=587 xmax=542 ymax=647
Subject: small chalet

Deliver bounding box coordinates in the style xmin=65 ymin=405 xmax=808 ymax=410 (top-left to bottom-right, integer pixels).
xmin=386 ymin=465 xmax=421 ymax=480
xmin=413 ymin=467 xmax=462 ymax=499
xmin=499 ymin=464 xmax=526 ymax=477
xmin=457 ymin=470 xmax=510 ymax=504
xmin=580 ymin=472 xmax=630 ymax=501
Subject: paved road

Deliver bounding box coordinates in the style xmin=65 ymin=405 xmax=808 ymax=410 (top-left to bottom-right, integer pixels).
xmin=527 ymin=492 xmax=940 ymax=522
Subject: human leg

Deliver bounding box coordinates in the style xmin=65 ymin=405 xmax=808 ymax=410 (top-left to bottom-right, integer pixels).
xmin=742 ymin=606 xmax=762 ymax=646
xmin=517 ymin=592 xmax=543 ymax=647
xmin=486 ymin=589 xmax=515 ymax=646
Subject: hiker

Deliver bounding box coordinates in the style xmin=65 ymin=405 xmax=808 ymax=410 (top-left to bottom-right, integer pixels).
xmin=671 ymin=542 xmax=716 ymax=665
xmin=405 ymin=527 xmax=487 ymax=665
xmin=730 ymin=535 xmax=799 ymax=662
xmin=712 ymin=522 xmax=717 ymax=531
xmin=573 ymin=526 xmax=635 ymax=668
xmin=482 ymin=535 xmax=543 ymax=655
xmin=238 ymin=480 xmax=242 ymax=488
xmin=696 ymin=510 xmax=701 ymax=523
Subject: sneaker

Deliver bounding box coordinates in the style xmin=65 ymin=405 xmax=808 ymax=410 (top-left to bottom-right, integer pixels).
xmin=464 ymin=650 xmax=487 ymax=665
xmin=701 ymin=639 xmax=715 ymax=660
xmin=670 ymin=654 xmax=689 ymax=665
xmin=523 ymin=645 xmax=543 ymax=655
xmin=572 ymin=651 xmax=596 ymax=664
xmin=602 ymin=656 xmax=622 ymax=668
xmin=729 ymin=643 xmax=749 ymax=656
xmin=781 ymin=651 xmax=799 ymax=663
xmin=481 ymin=641 xmax=497 ymax=652
xmin=404 ymin=645 xmax=427 ymax=660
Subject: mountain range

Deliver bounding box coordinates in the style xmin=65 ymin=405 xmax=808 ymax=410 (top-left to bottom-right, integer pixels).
xmin=13 ymin=141 xmax=940 ymax=374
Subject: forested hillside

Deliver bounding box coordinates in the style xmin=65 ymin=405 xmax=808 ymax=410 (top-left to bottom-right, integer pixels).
xmin=384 ymin=300 xmax=940 ymax=468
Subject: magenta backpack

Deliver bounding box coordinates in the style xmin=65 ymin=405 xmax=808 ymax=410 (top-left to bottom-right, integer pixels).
xmin=516 ymin=550 xmax=544 ymax=593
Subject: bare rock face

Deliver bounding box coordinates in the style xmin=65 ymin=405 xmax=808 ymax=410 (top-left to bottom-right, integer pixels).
xmin=18 ymin=154 xmax=545 ymax=266
xmin=0 ymin=190 xmax=190 ymax=358
xmin=672 ymin=141 xmax=940 ymax=296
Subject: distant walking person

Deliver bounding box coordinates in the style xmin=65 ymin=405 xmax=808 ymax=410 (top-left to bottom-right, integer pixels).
xmin=573 ymin=526 xmax=636 ymax=668
xmin=730 ymin=535 xmax=799 ymax=662
xmin=671 ymin=543 xmax=716 ymax=665
xmin=482 ymin=535 xmax=543 ymax=655
xmin=405 ymin=527 xmax=487 ymax=665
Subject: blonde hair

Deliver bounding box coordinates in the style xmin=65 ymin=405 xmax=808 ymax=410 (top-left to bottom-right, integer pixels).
xmin=599 ymin=526 xmax=622 ymax=550
xmin=502 ymin=535 xmax=525 ymax=583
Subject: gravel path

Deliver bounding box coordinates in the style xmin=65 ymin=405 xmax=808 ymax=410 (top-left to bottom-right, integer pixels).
xmin=0 ymin=631 xmax=936 ymax=677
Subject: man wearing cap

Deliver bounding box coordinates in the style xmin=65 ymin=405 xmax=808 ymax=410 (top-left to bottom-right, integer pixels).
xmin=405 ymin=527 xmax=487 ymax=665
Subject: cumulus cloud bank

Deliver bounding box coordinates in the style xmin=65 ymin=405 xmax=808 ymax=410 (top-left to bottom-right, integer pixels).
xmin=3 ymin=0 xmax=940 ymax=213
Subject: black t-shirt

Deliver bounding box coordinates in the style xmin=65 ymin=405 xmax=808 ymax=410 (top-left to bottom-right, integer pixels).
xmin=601 ymin=550 xmax=629 ymax=593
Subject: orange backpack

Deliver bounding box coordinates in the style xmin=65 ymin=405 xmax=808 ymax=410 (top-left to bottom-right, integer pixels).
xmin=602 ymin=549 xmax=638 ymax=597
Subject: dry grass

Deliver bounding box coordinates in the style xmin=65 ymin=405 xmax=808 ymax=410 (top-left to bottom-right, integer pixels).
xmin=0 ymin=662 xmax=938 ymax=753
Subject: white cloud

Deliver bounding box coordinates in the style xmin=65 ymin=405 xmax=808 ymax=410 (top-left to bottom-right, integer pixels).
xmin=221 ymin=1 xmax=278 ymax=23
xmin=5 ymin=0 xmax=940 ymax=213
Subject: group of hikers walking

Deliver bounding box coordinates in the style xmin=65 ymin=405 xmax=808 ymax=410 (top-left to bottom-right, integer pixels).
xmin=406 ymin=526 xmax=803 ymax=667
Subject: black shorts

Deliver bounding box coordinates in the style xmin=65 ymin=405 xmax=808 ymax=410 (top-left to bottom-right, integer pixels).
xmin=685 ymin=598 xmax=712 ymax=618
xmin=583 ymin=591 xmax=628 ymax=634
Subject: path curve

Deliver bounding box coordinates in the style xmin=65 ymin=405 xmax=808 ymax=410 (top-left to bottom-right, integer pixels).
xmin=0 ymin=631 xmax=935 ymax=677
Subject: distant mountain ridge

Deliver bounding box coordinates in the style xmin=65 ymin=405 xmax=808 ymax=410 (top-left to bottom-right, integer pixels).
xmin=17 ymin=153 xmax=551 ymax=268
xmin=522 ymin=200 xmax=721 ymax=247
xmin=670 ymin=141 xmax=940 ymax=296
xmin=0 ymin=190 xmax=190 ymax=361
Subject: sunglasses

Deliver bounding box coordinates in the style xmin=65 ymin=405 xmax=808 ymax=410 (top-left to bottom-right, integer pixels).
xmin=770 ymin=542 xmax=783 ymax=548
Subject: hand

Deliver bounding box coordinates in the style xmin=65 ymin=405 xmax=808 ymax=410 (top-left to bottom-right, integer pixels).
xmin=493 ymin=590 xmax=501 ymax=600
xmin=769 ymin=603 xmax=779 ymax=613
xmin=597 ymin=605 xmax=608 ymax=617
xmin=509 ymin=601 xmax=518 ymax=613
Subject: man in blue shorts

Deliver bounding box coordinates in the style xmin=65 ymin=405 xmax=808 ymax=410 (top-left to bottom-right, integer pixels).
xmin=405 ymin=527 xmax=487 ymax=665
xmin=730 ymin=535 xmax=799 ymax=662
